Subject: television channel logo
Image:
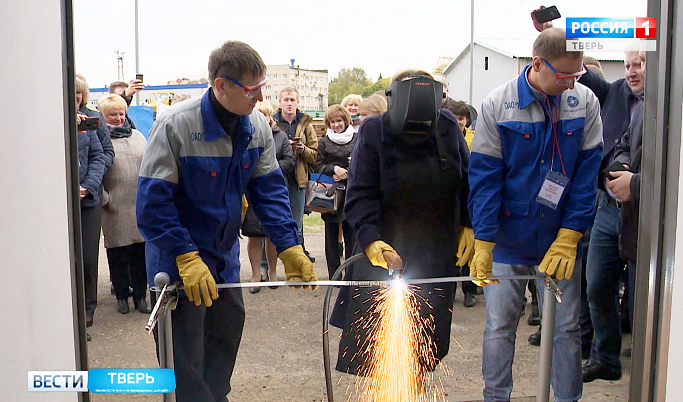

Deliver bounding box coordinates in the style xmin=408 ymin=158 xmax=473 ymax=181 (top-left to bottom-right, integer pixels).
xmin=29 ymin=369 xmax=175 ymax=393
xmin=566 ymin=17 xmax=657 ymax=52
xmin=566 ymin=17 xmax=657 ymax=39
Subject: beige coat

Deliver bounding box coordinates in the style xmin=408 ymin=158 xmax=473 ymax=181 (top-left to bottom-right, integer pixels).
xmin=275 ymin=110 xmax=318 ymax=188
xmin=101 ymin=130 xmax=147 ymax=248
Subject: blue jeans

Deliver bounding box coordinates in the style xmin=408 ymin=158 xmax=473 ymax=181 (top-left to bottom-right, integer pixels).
xmin=482 ymin=261 xmax=582 ymax=402
xmin=585 ymin=191 xmax=626 ymax=369
xmin=288 ymin=183 xmax=306 ymax=243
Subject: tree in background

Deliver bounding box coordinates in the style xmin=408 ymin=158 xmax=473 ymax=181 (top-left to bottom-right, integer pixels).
xmin=328 ymin=68 xmax=390 ymax=105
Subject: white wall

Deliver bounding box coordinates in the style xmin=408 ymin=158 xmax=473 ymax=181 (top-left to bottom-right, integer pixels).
xmin=0 ymin=2 xmax=79 ymax=401
xmin=446 ymin=45 xmax=524 ymax=111
xmin=665 ymin=104 xmax=683 ymax=398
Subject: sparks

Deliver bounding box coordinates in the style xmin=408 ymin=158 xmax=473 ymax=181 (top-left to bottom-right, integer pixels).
xmin=354 ymin=281 xmax=445 ymax=402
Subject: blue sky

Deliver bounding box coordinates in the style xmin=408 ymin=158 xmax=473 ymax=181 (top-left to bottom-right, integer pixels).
xmin=73 ymin=0 xmax=647 ymax=88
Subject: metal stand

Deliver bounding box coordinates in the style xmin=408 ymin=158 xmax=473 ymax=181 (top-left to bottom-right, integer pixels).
xmin=536 ymin=277 xmax=561 ymax=402
xmin=150 ymin=273 xmax=178 ymax=402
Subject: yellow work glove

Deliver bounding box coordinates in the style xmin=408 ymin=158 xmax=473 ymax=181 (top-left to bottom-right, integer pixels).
xmin=364 ymin=240 xmax=403 ymax=271
xmin=241 ymin=195 xmax=248 ymax=221
xmin=455 ymin=227 xmax=475 ymax=267
xmin=470 ymin=240 xmax=498 ymax=287
xmin=538 ymin=228 xmax=583 ymax=280
xmin=175 ymin=251 xmax=219 ymax=307
xmin=279 ymin=245 xmax=318 ymax=289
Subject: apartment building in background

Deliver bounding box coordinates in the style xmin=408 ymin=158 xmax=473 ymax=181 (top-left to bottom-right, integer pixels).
xmin=263 ymin=64 xmax=328 ymax=111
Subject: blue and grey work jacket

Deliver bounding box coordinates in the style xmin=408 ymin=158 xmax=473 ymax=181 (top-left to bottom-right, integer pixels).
xmin=468 ymin=65 xmax=604 ymax=266
xmin=136 ymin=91 xmax=299 ymax=285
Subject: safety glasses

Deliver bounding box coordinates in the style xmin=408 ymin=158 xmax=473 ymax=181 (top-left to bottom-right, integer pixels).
xmin=541 ymin=59 xmax=586 ymax=85
xmin=220 ymin=76 xmax=268 ymax=98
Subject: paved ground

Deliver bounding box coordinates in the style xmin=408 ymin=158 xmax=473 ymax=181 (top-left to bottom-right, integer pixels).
xmin=86 ymin=215 xmax=630 ymax=401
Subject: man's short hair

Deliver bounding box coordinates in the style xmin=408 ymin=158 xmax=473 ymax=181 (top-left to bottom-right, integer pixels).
xmin=75 ymin=74 xmax=90 ymax=105
xmin=97 ymin=93 xmax=128 ymax=115
xmin=279 ymin=87 xmax=299 ymax=99
xmin=341 ymin=94 xmax=363 ymax=108
xmin=532 ymin=28 xmax=582 ymax=61
xmin=255 ymin=100 xmax=274 ymax=117
xmin=208 ymin=41 xmax=266 ymax=87
xmin=443 ymin=99 xmax=470 ymax=120
xmin=108 ymin=81 xmax=128 ymax=94
xmin=324 ymin=105 xmax=352 ymax=128
xmin=359 ymin=94 xmax=387 ymax=115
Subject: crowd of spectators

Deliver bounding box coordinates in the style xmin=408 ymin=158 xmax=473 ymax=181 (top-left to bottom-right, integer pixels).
xmin=73 ymin=9 xmax=647 ymax=397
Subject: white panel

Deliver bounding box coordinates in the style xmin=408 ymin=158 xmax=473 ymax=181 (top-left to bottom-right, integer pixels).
xmin=666 ymin=104 xmax=683 ymax=398
xmin=0 ymin=1 xmax=78 ymax=401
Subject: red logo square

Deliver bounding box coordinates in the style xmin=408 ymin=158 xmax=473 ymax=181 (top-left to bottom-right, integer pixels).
xmin=635 ymin=17 xmax=657 ymax=39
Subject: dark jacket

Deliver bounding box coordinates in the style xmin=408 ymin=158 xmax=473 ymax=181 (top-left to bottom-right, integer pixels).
xmin=273 ymin=109 xmax=318 ymax=188
xmin=579 ymin=68 xmax=634 ymax=188
xmin=79 ymin=105 xmax=115 ymax=169
xmin=78 ymin=130 xmax=106 ymax=209
xmin=613 ymin=95 xmax=643 ymax=262
xmin=316 ymin=131 xmax=358 ymax=223
xmin=272 ymin=124 xmax=296 ymax=185
xmin=345 ymin=111 xmax=471 ymax=251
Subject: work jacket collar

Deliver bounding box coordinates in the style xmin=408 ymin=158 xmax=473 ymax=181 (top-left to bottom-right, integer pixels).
xmin=200 ymin=88 xmax=253 ymax=142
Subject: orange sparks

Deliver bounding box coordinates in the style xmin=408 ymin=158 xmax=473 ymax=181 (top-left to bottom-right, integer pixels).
xmin=355 ymin=282 xmax=444 ymax=402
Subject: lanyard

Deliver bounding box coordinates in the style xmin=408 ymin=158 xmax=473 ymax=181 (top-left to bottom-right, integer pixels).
xmin=545 ymin=96 xmax=566 ymax=176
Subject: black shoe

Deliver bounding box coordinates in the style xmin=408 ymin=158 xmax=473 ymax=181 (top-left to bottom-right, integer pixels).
xmin=86 ymin=311 xmax=94 ymax=328
xmin=528 ymin=328 xmax=541 ymax=346
xmin=527 ymin=304 xmax=541 ymax=326
xmin=117 ymin=299 xmax=130 ymax=314
xmin=582 ymin=359 xmax=622 ymax=382
xmin=303 ymin=247 xmax=315 ymax=263
xmin=249 ymin=287 xmax=260 ymax=294
xmin=463 ymin=293 xmax=476 ymax=308
xmin=86 ymin=333 xmax=92 ymax=342
xmin=133 ymin=298 xmax=151 ymax=314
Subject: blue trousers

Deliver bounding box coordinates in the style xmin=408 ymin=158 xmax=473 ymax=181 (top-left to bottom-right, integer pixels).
xmin=585 ymin=191 xmax=626 ymax=368
xmin=482 ymin=261 xmax=582 ymax=402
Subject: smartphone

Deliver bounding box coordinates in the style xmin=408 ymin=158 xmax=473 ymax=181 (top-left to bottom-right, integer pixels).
xmin=601 ymin=160 xmax=629 ymax=180
xmin=533 ymin=6 xmax=561 ymax=24
xmin=135 ymin=73 xmax=143 ymax=82
xmin=292 ymin=137 xmax=302 ymax=143
xmin=77 ymin=116 xmax=99 ymax=131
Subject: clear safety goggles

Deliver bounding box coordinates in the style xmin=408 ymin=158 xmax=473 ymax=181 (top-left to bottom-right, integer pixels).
xmin=220 ymin=76 xmax=268 ymax=98
xmin=541 ymin=59 xmax=586 ymax=85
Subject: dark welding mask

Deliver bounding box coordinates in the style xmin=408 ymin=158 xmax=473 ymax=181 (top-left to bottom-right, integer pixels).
xmin=385 ymin=75 xmax=444 ymax=143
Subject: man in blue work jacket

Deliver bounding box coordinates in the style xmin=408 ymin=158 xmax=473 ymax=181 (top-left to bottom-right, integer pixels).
xmin=466 ymin=28 xmax=603 ymax=402
xmin=136 ymin=41 xmax=317 ymax=402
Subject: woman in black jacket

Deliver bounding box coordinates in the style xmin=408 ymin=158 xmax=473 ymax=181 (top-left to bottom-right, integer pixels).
xmin=242 ymin=101 xmax=296 ymax=293
xmin=75 ymin=74 xmax=112 ymax=331
xmin=316 ymin=105 xmax=357 ymax=280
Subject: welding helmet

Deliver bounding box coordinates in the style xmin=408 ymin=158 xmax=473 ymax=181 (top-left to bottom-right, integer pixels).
xmin=385 ymin=74 xmax=444 ymax=143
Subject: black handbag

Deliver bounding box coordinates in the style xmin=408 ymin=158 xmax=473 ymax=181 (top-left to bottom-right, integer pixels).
xmin=306 ymin=175 xmax=344 ymax=214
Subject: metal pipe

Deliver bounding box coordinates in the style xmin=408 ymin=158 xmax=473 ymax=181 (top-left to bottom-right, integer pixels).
xmin=536 ymin=282 xmax=557 ymax=402
xmin=134 ymin=0 xmax=140 ymax=106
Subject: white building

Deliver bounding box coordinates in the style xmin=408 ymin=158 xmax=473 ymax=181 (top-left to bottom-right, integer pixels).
xmin=443 ymin=40 xmax=625 ymax=110
xmin=263 ymin=64 xmax=328 ymax=111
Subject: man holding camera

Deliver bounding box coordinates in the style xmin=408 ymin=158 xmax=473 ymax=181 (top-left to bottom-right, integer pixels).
xmin=273 ymin=87 xmax=318 ymax=262
xmin=136 ymin=41 xmax=317 ymax=402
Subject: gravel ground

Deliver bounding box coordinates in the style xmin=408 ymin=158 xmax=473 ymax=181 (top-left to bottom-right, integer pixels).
xmin=86 ymin=215 xmax=629 ymax=401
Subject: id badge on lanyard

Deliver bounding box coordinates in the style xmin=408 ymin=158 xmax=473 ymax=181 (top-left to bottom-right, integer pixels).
xmin=536 ymin=96 xmax=569 ymax=210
